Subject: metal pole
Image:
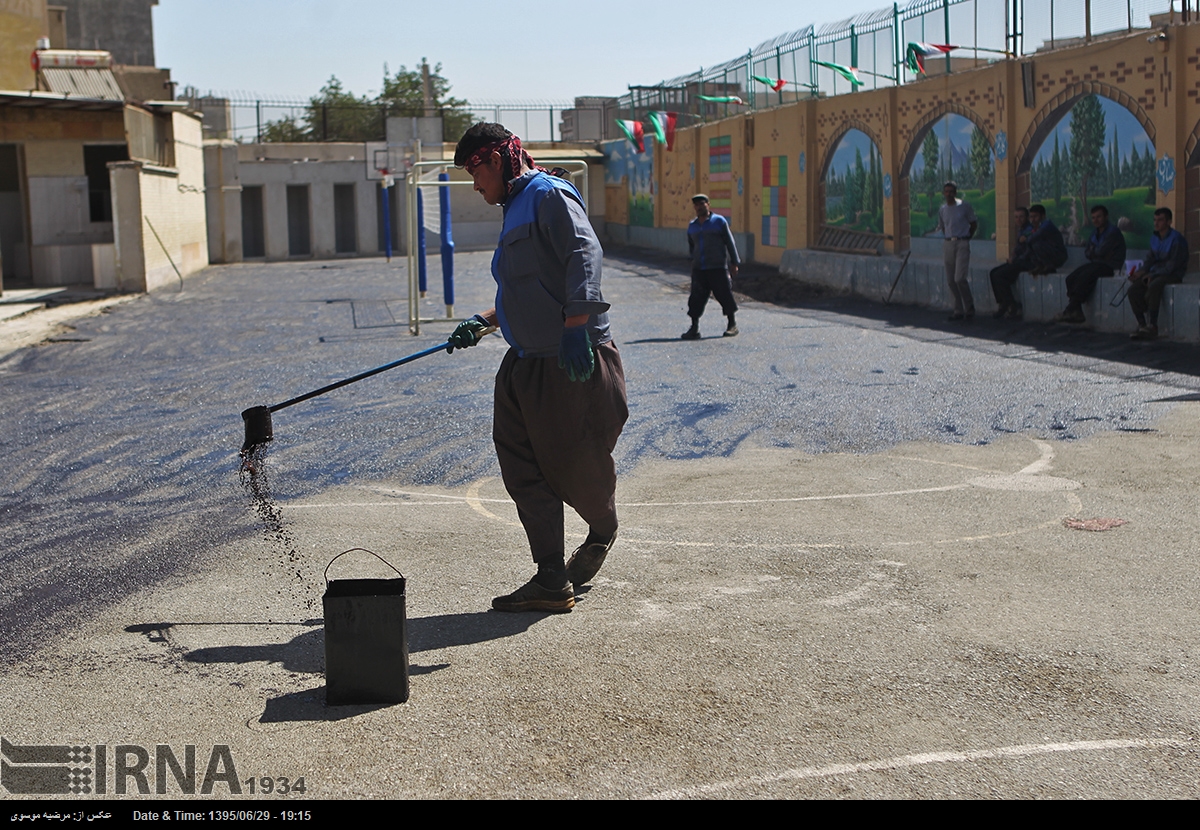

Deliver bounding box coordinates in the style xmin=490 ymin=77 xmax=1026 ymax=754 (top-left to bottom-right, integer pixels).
xmin=943 ymin=0 xmax=952 ymax=73
xmin=438 ymin=172 xmax=454 ymax=318
xmin=381 ymin=180 xmax=392 ymax=263
xmin=1085 ymin=0 xmax=1091 ymax=42
xmin=416 ymin=186 xmax=427 ymax=296
xmin=895 ymin=3 xmax=902 ymax=83
xmin=255 ymin=100 xmax=262 ymax=143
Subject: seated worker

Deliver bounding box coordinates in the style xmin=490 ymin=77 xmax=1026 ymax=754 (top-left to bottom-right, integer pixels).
xmin=1026 ymin=205 xmax=1068 ymax=276
xmin=1052 ymin=205 xmax=1126 ymax=324
xmin=989 ymin=206 xmax=1034 ymax=319
xmin=1128 ymin=207 xmax=1189 ymax=341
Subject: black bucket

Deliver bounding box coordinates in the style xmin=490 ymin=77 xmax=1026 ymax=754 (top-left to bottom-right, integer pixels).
xmin=322 ymin=549 xmax=409 ymax=705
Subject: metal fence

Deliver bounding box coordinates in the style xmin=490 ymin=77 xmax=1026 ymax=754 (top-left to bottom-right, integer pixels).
xmin=617 ymin=0 xmax=1186 ymax=123
xmin=185 ymin=95 xmax=576 ymax=144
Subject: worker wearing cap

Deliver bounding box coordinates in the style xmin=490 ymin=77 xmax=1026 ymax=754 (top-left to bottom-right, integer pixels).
xmin=683 ymin=194 xmax=740 ymax=339
xmin=446 ymin=122 xmax=628 ymax=613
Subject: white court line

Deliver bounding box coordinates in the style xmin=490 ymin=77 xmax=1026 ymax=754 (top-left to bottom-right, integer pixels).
xmin=648 ymin=738 xmax=1191 ymax=799
xmin=284 ymin=482 xmax=971 ymax=510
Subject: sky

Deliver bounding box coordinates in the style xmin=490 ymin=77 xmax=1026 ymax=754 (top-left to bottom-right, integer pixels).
xmin=153 ymin=0 xmax=888 ymax=104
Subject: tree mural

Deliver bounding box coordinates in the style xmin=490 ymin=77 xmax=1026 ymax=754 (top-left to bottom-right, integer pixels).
xmin=1029 ymin=94 xmax=1155 ymax=246
xmin=1069 ymin=94 xmax=1106 ymax=219
xmin=907 ymin=114 xmax=996 ymax=240
xmin=824 ymin=129 xmax=884 ymax=234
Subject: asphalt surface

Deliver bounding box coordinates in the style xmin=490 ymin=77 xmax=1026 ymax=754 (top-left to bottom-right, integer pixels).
xmin=1 ymin=248 xmax=1198 ymax=799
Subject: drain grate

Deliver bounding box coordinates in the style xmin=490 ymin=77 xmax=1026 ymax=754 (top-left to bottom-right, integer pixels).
xmin=352 ymin=301 xmax=398 ymax=329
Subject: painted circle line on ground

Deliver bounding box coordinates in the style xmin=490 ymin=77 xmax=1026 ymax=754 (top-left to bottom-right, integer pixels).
xmin=647 ymin=738 xmax=1193 ymax=799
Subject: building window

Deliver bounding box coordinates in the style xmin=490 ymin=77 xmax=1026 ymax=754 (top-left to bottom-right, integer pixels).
xmin=83 ymin=144 xmax=129 ymax=223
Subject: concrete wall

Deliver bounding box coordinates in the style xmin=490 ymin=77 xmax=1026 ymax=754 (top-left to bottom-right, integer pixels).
xmin=0 ymin=104 xmax=129 ymax=286
xmin=233 ymin=146 xmax=381 ymax=261
xmin=206 ymin=141 xmax=606 ymax=262
xmin=59 ymin=0 xmax=157 ymax=67
xmin=111 ymin=111 xmax=208 ymax=292
xmin=0 ymin=0 xmax=45 ymax=91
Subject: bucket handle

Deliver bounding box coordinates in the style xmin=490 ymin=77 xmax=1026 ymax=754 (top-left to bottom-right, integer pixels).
xmin=324 ymin=548 xmax=405 ymax=586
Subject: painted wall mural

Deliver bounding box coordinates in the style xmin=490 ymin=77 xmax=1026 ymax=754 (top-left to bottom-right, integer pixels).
xmin=908 ymin=114 xmax=996 ymax=241
xmin=824 ymin=129 xmax=884 ymax=235
xmin=762 ymin=155 xmax=787 ymax=247
xmin=708 ymin=135 xmax=733 ymax=217
xmin=602 ymin=136 xmax=656 ymax=227
xmin=1028 ymin=94 xmax=1155 ymax=246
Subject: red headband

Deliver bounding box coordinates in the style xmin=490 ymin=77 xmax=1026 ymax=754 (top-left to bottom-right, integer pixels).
xmin=463 ymin=135 xmax=539 ymax=176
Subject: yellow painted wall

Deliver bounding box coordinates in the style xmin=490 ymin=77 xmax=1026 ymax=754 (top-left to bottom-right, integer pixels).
xmin=659 ymin=125 xmax=696 ymax=229
xmin=653 ymin=21 xmax=1200 ymax=264
xmin=0 ymin=1 xmax=45 ymax=91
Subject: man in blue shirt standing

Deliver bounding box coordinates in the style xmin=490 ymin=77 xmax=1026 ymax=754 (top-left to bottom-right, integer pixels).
xmin=683 ymin=194 xmax=740 ymax=339
xmin=1128 ymin=207 xmax=1190 ymax=340
xmin=447 ymin=123 xmax=628 ymax=612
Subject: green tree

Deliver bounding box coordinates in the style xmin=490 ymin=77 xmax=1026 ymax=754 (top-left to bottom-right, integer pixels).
xmin=379 ymin=61 xmax=473 ymax=142
xmin=259 ymin=62 xmax=472 ymax=143
xmin=921 ymin=129 xmax=940 ymax=216
xmin=1069 ymin=94 xmax=1106 ymax=217
xmin=1052 ymin=134 xmax=1062 ymax=205
xmin=969 ymin=126 xmax=992 ymax=191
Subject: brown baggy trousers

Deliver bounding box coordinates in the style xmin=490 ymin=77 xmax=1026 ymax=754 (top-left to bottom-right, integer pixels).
xmin=493 ymin=340 xmax=629 ymax=565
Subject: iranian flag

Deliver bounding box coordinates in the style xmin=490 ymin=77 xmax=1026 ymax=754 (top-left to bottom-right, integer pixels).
xmin=697 ymin=94 xmax=744 ymax=105
xmin=814 ymin=60 xmax=863 ymax=88
xmin=906 ymin=42 xmax=957 ymax=75
xmin=646 ymin=111 xmax=677 ymax=151
xmin=752 ymin=74 xmax=788 ymax=92
xmin=615 ymin=119 xmax=644 ymax=153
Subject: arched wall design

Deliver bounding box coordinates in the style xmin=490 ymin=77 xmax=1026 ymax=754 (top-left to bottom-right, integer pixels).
xmin=1014 ymin=81 xmax=1156 ymax=219
xmin=1185 ymin=118 xmax=1200 ymax=272
xmin=820 ymin=120 xmax=885 ymax=235
xmin=898 ymin=103 xmax=995 ymax=248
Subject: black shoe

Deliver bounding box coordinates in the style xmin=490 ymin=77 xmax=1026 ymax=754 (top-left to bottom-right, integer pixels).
xmin=681 ymin=327 xmax=700 ymax=340
xmin=1053 ymin=308 xmax=1086 ymax=324
xmin=992 ymin=306 xmax=1009 ymax=319
xmin=492 ymin=579 xmax=575 ymax=613
xmin=723 ymin=324 xmax=739 ymax=337
xmin=1005 ymin=303 xmax=1023 ymax=320
xmin=567 ymin=531 xmax=617 ymax=586
xmin=1130 ymin=325 xmax=1158 ymax=341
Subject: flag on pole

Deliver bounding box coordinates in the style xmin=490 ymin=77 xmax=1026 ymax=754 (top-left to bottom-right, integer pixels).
xmin=814 ymin=60 xmax=863 ymax=88
xmin=615 ymin=119 xmax=644 ymax=153
xmin=697 ymin=94 xmax=745 ymax=105
xmin=906 ymin=42 xmax=957 ymax=75
xmin=646 ymin=111 xmax=677 ymax=151
xmin=752 ymin=74 xmax=788 ymax=92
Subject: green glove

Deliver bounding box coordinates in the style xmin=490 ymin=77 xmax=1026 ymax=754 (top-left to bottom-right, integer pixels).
xmin=447 ymin=315 xmax=488 ymax=353
xmin=558 ymin=325 xmax=594 ymax=382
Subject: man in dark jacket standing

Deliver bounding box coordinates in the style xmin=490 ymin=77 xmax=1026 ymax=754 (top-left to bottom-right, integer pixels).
xmin=447 ymin=123 xmax=628 ymax=612
xmin=682 ymin=194 xmax=740 ymax=339
xmin=1128 ymin=207 xmax=1190 ymax=340
xmin=1053 ymin=205 xmax=1126 ymax=324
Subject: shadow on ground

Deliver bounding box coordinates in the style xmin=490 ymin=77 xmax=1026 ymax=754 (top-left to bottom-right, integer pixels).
xmin=606 ymin=246 xmax=1200 ymax=384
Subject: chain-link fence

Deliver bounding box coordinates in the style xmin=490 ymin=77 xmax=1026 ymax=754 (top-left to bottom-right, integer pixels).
xmin=183 ymin=94 xmax=577 ymax=144
xmin=616 ymin=0 xmax=1186 ymax=124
